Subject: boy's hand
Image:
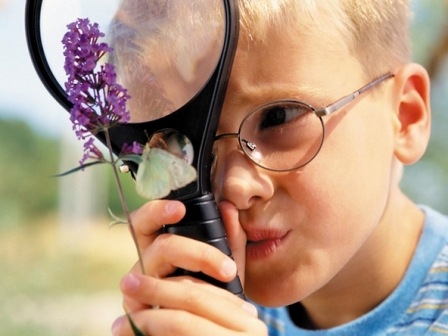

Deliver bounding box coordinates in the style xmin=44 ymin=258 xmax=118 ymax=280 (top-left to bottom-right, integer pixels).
xmin=128 ymin=200 xmax=187 ymax=254
xmin=112 ymin=273 xmax=266 ymax=335
xmin=113 ymin=200 xmax=265 ymax=335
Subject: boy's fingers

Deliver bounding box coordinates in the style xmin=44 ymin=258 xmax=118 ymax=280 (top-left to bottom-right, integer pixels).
xmin=142 ymin=233 xmax=237 ymax=281
xmin=113 ymin=309 xmax=247 ymax=336
xmin=129 ymin=200 xmax=186 ymax=250
xmin=117 ymin=274 xmax=259 ymax=334
xmin=122 ymin=274 xmax=251 ymax=312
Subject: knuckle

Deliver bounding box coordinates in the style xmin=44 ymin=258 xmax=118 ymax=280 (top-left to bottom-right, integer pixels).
xmin=181 ymin=281 xmax=204 ymax=306
xmin=198 ymin=244 xmax=220 ymax=268
xmin=145 ymin=234 xmax=178 ymax=277
xmin=145 ymin=277 xmax=161 ymax=302
xmin=165 ymin=310 xmax=194 ymax=334
xmin=152 ymin=233 xmax=175 ymax=255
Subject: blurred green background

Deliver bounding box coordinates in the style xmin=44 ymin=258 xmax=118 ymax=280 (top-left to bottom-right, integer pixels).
xmin=1 ymin=0 xmax=447 ymax=335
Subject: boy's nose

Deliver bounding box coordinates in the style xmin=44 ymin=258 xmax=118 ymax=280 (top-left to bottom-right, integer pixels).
xmin=213 ymin=145 xmax=274 ymax=210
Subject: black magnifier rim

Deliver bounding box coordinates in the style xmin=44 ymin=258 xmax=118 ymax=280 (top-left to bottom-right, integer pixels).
xmin=25 ymin=0 xmax=72 ymax=112
xmin=25 ymin=0 xmax=107 ymax=143
xmin=25 ymin=0 xmax=235 ymax=153
xmin=25 ymin=2 xmax=232 ymax=112
xmin=25 ymin=0 xmax=239 ymax=199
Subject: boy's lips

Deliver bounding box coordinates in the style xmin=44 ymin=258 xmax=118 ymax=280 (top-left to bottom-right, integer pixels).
xmin=245 ymin=229 xmax=290 ymax=260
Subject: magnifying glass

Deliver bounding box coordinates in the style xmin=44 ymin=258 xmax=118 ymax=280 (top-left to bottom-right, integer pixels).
xmin=26 ymin=0 xmax=243 ymax=297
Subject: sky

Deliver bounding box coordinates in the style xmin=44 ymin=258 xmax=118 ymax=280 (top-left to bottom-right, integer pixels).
xmin=0 ymin=0 xmax=118 ymax=137
xmin=0 ymin=0 xmax=65 ymax=135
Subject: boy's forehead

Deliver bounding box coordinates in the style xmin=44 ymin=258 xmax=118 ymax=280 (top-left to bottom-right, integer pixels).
xmin=238 ymin=12 xmax=350 ymax=65
xmin=228 ymin=25 xmax=358 ymax=104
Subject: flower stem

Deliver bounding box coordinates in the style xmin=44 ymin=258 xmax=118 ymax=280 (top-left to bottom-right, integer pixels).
xmin=104 ymin=129 xmax=146 ymax=275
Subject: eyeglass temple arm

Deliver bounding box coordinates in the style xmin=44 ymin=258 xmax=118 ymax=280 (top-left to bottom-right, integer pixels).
xmin=316 ymin=73 xmax=394 ymax=117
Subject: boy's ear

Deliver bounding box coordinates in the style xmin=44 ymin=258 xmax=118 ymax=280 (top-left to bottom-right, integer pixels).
xmin=392 ymin=63 xmax=431 ymax=165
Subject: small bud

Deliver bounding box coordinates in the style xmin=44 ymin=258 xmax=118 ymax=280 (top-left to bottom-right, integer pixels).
xmin=119 ymin=164 xmax=130 ymax=174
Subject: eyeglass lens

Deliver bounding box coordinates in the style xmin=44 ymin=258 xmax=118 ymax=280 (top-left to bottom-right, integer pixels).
xmin=239 ymin=101 xmax=325 ymax=171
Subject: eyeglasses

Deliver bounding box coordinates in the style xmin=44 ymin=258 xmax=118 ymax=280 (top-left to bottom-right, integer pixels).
xmin=214 ymin=72 xmax=394 ymax=172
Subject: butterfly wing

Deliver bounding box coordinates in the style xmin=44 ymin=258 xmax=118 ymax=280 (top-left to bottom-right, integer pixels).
xmin=136 ymin=149 xmax=172 ymax=200
xmin=136 ymin=147 xmax=197 ymax=200
xmin=165 ymin=150 xmax=197 ymax=190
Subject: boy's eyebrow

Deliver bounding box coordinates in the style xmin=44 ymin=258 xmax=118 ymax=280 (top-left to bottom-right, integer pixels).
xmin=230 ymin=83 xmax=333 ymax=108
xmin=277 ymin=85 xmax=332 ymax=102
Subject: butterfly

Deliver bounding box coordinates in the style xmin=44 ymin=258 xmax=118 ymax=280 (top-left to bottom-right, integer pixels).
xmin=135 ymin=145 xmax=197 ymax=200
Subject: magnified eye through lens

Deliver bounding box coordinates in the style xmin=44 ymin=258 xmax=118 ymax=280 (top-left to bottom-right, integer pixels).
xmin=109 ymin=0 xmax=225 ymax=122
xmin=38 ymin=0 xmax=225 ymax=124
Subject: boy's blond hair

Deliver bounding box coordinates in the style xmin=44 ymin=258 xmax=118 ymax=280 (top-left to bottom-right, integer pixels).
xmin=238 ymin=0 xmax=411 ymax=79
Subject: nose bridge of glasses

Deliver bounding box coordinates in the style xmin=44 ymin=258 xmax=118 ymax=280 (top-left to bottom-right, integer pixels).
xmin=214 ymin=132 xmax=257 ymax=152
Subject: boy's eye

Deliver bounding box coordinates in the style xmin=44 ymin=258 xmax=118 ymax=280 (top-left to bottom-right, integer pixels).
xmin=260 ymin=107 xmax=287 ymax=128
xmin=259 ymin=104 xmax=310 ymax=130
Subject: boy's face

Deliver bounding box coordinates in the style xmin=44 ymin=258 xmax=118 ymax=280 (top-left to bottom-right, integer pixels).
xmin=212 ymin=27 xmax=398 ymax=306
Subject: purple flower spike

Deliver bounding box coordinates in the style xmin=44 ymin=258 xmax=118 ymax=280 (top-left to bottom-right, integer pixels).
xmin=62 ymin=18 xmax=135 ymax=165
xmin=121 ymin=141 xmax=143 ymax=156
xmin=60 ymin=19 xmax=148 ymax=298
xmin=80 ymin=137 xmax=104 ymax=166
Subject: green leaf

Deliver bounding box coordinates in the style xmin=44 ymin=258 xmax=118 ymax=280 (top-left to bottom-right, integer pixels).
xmin=120 ymin=154 xmax=143 ymax=165
xmin=52 ymin=161 xmax=107 ymax=177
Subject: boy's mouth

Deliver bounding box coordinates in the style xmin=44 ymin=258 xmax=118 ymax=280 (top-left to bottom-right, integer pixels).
xmin=245 ymin=230 xmax=289 ymax=260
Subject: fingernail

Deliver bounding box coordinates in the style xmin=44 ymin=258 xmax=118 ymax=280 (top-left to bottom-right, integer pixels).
xmin=112 ymin=316 xmax=123 ymax=335
xmin=122 ymin=274 xmax=141 ymax=292
xmin=242 ymin=302 xmax=258 ymax=317
xmin=165 ymin=201 xmax=178 ymax=215
xmin=222 ymin=259 xmax=237 ymax=277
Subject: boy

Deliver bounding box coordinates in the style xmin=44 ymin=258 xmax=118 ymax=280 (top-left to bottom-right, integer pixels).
xmin=112 ymin=1 xmax=448 ymax=335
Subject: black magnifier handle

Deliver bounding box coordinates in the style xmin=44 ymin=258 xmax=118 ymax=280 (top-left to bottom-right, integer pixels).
xmin=164 ymin=194 xmax=245 ymax=298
